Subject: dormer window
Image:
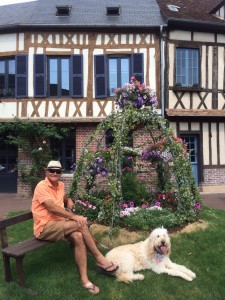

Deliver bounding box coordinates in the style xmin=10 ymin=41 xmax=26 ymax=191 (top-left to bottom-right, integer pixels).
xmin=106 ymin=6 xmax=120 ymax=16
xmin=56 ymin=5 xmax=71 ymax=16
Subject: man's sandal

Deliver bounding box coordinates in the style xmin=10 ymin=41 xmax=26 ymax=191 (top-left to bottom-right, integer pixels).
xmin=83 ymin=282 xmax=100 ymax=295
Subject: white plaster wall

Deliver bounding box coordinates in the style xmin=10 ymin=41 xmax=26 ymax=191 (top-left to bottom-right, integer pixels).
xmin=217 ymin=34 xmax=225 ymax=43
xmin=18 ymin=33 xmax=24 ymax=51
xmin=218 ymin=93 xmax=225 ymax=109
xmin=169 ymin=122 xmax=177 ymax=135
xmin=211 ymin=122 xmax=217 ymax=165
xmin=191 ymin=122 xmax=200 ymax=131
xmin=208 ymin=46 xmax=213 ymax=89
xmin=0 ymin=103 xmax=17 ymax=118
xmin=93 ymin=101 xmax=113 ymax=117
xmin=0 ymin=34 xmax=17 ymax=52
xmin=219 ymin=123 xmax=225 ymax=164
xmin=169 ymin=30 xmax=191 ymax=41
xmin=68 ymin=101 xmax=86 ymax=117
xmin=218 ymin=47 xmax=224 ymax=90
xmin=179 ymin=122 xmax=188 ymax=131
xmin=28 ymin=47 xmax=34 ymax=98
xmin=193 ymin=32 xmax=214 ymax=42
xmin=149 ymin=48 xmax=156 ymax=90
xmin=168 ymin=44 xmax=174 ymax=86
xmin=82 ymin=49 xmax=89 ymax=98
xmin=203 ymin=123 xmax=209 ymax=165
xmin=92 ymin=49 xmax=104 ymax=98
xmin=201 ymin=46 xmax=206 ymax=88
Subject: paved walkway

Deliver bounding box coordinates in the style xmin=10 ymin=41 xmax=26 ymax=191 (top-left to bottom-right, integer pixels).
xmin=0 ymin=192 xmax=225 ymax=220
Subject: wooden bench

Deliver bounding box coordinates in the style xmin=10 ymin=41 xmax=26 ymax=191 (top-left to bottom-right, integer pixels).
xmin=0 ymin=211 xmax=53 ymax=287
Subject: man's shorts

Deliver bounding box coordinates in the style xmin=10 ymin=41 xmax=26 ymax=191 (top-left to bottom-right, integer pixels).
xmin=37 ymin=220 xmax=67 ymax=241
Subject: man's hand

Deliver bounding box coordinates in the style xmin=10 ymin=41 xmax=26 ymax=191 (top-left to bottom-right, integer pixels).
xmin=66 ymin=198 xmax=75 ymax=211
xmin=73 ymin=215 xmax=87 ymax=227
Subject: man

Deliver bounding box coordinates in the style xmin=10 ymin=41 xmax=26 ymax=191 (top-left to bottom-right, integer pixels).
xmin=32 ymin=160 xmax=118 ymax=295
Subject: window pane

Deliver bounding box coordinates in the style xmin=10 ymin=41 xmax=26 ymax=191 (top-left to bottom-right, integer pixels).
xmin=49 ymin=59 xmax=58 ymax=96
xmin=121 ymin=58 xmax=129 ymax=86
xmin=8 ymin=59 xmax=15 ymax=96
xmin=61 ymin=58 xmax=69 ymax=96
xmin=109 ymin=58 xmax=117 ymax=96
xmin=176 ymin=48 xmax=199 ymax=86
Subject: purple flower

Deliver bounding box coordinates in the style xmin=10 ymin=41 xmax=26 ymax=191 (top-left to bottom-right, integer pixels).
xmin=194 ymin=203 xmax=201 ymax=210
xmin=129 ymin=201 xmax=134 ymax=207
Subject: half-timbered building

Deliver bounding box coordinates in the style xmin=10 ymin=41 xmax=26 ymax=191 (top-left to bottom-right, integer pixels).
xmin=156 ymin=0 xmax=225 ymax=192
xmin=0 ymin=0 xmax=164 ymax=196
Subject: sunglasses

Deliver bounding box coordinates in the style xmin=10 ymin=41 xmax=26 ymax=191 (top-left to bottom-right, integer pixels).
xmin=47 ymin=169 xmax=62 ymax=174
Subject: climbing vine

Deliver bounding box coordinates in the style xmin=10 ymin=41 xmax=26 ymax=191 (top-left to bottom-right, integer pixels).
xmin=69 ymin=77 xmax=201 ymax=231
xmin=0 ymin=118 xmax=70 ymax=191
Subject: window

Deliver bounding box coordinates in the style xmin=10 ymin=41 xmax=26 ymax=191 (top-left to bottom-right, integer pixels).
xmin=0 ymin=55 xmax=28 ymax=98
xmin=50 ymin=130 xmax=75 ymax=172
xmin=176 ymin=48 xmax=199 ymax=87
xmin=106 ymin=6 xmax=120 ymax=15
xmin=48 ymin=57 xmax=70 ymax=97
xmin=108 ymin=56 xmax=130 ymax=96
xmin=105 ymin=128 xmax=133 ymax=148
xmin=94 ymin=53 xmax=143 ymax=98
xmin=34 ymin=54 xmax=83 ymax=98
xmin=56 ymin=5 xmax=71 ymax=16
xmin=0 ymin=58 xmax=15 ymax=97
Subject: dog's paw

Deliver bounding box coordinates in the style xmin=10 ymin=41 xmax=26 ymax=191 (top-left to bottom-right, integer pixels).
xmin=135 ymin=273 xmax=145 ymax=281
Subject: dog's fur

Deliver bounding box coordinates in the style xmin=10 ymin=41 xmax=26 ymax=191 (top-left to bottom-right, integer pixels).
xmin=106 ymin=227 xmax=196 ymax=282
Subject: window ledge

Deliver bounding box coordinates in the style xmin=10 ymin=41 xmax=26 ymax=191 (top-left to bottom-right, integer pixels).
xmin=171 ymin=86 xmax=203 ymax=92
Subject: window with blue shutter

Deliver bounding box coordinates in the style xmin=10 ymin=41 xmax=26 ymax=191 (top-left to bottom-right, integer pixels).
xmin=176 ymin=48 xmax=199 ymax=86
xmin=94 ymin=53 xmax=144 ymax=98
xmin=15 ymin=54 xmax=28 ymax=98
xmin=94 ymin=55 xmax=107 ymax=98
xmin=71 ymin=55 xmax=83 ymax=97
xmin=34 ymin=54 xmax=46 ymax=97
xmin=0 ymin=57 xmax=15 ymax=98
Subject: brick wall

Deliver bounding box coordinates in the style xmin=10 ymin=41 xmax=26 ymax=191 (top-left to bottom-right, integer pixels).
xmin=202 ymin=168 xmax=225 ymax=186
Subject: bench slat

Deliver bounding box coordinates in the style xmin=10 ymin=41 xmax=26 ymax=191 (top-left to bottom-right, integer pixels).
xmin=2 ymin=237 xmax=53 ymax=258
xmin=0 ymin=212 xmax=33 ymax=229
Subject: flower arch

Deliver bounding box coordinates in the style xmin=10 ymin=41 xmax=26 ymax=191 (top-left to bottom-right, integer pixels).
xmin=69 ymin=78 xmax=201 ymax=232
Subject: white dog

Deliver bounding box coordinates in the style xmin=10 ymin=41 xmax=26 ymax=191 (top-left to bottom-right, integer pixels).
xmin=106 ymin=227 xmax=196 ymax=282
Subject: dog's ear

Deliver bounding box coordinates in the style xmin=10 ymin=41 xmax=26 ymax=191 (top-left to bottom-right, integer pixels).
xmin=167 ymin=247 xmax=171 ymax=256
xmin=147 ymin=235 xmax=156 ymax=258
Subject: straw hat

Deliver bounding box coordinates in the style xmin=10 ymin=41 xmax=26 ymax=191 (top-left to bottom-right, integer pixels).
xmin=46 ymin=160 xmax=62 ymax=169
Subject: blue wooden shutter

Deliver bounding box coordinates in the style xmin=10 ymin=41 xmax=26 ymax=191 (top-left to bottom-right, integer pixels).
xmin=34 ymin=54 xmax=46 ymax=97
xmin=94 ymin=55 xmax=107 ymax=98
xmin=131 ymin=53 xmax=144 ymax=83
xmin=71 ymin=55 xmax=83 ymax=97
xmin=15 ymin=54 xmax=28 ymax=98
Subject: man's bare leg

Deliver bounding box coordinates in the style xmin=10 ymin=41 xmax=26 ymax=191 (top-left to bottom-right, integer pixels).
xmin=64 ymin=220 xmax=117 ymax=271
xmin=69 ymin=231 xmax=100 ymax=294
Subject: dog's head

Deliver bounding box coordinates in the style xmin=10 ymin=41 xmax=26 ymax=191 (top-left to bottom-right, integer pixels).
xmin=148 ymin=227 xmax=171 ymax=257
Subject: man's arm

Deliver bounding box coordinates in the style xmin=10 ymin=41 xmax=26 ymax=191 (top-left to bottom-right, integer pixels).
xmin=43 ymin=198 xmax=86 ymax=227
xmin=64 ymin=195 xmax=75 ymax=211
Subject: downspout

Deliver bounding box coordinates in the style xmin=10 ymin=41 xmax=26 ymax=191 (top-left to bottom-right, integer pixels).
xmin=160 ymin=24 xmax=166 ymax=118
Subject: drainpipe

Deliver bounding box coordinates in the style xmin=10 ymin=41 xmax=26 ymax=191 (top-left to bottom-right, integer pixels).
xmin=160 ymin=24 xmax=166 ymax=118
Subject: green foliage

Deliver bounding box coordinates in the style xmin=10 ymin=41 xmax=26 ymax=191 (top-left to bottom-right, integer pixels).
xmin=121 ymin=208 xmax=182 ymax=231
xmin=0 ymin=118 xmax=70 ymax=191
xmin=121 ymin=171 xmax=149 ymax=205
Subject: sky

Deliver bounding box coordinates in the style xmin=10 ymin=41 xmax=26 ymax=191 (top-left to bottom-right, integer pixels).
xmin=0 ymin=0 xmax=36 ymax=6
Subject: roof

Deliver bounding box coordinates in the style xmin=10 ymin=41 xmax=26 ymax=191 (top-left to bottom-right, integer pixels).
xmin=0 ymin=0 xmax=165 ymax=31
xmin=156 ymin=0 xmax=225 ymax=28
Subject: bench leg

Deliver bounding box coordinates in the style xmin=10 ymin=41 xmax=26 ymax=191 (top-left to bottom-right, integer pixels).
xmin=15 ymin=256 xmax=25 ymax=287
xmin=2 ymin=254 xmax=12 ymax=282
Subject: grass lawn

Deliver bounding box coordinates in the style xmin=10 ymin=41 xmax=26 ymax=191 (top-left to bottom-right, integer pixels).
xmin=0 ymin=206 xmax=225 ymax=300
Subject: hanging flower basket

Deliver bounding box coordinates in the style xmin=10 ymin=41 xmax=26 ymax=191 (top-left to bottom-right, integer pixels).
xmin=114 ymin=76 xmax=158 ymax=109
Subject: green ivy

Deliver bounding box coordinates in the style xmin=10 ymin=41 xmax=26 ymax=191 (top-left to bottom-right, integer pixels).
xmin=0 ymin=118 xmax=70 ymax=191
